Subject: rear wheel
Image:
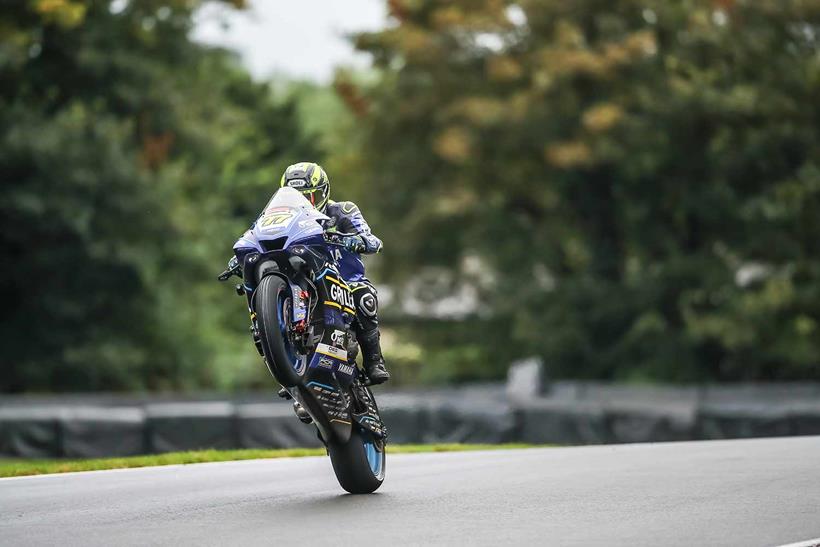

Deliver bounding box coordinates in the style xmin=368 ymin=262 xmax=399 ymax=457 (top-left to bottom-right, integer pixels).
xmin=255 ymin=274 xmax=306 ymax=387
xmin=328 ymin=428 xmax=385 ymax=494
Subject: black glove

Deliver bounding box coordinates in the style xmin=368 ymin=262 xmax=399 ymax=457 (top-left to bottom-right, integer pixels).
xmin=342 ymin=235 xmax=366 ymax=253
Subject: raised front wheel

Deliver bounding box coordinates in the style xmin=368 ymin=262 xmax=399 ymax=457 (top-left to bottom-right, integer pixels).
xmin=255 ymin=274 xmax=307 ymax=387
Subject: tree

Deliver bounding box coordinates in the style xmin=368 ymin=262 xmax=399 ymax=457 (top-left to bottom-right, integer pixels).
xmin=342 ymin=0 xmax=820 ymax=382
xmin=0 ymin=0 xmax=322 ymax=391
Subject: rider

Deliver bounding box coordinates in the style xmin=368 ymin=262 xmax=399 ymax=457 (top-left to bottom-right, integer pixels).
xmin=241 ymin=162 xmax=390 ymax=384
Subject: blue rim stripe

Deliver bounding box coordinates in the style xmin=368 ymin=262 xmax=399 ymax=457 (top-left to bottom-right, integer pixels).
xmin=362 ymin=432 xmax=383 ymax=477
xmin=277 ymin=288 xmax=302 ymax=373
xmin=313 ymin=267 xmax=336 ymax=280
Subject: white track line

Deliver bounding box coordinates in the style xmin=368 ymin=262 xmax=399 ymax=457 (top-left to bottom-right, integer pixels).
xmin=775 ymin=538 xmax=820 ymax=547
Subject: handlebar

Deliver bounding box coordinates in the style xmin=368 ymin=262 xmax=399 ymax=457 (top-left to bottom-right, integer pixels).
xmin=323 ymin=232 xmax=358 ymax=246
xmin=217 ymin=264 xmax=241 ymax=282
xmin=218 ymin=256 xmax=242 ymax=282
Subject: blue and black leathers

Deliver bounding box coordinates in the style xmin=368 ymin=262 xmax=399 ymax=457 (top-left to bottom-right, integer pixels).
xmin=322 ymin=201 xmax=388 ymax=383
xmin=323 ymin=200 xmax=382 ymax=282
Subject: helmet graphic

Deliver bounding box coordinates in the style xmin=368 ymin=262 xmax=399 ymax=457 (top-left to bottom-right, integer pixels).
xmin=279 ymin=162 xmax=330 ymax=212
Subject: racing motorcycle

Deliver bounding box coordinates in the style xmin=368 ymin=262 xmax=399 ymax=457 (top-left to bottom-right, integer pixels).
xmin=218 ymin=187 xmax=387 ymax=494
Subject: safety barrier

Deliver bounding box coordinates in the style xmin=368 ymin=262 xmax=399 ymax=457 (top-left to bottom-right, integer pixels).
xmin=2 ymin=381 xmax=820 ymax=458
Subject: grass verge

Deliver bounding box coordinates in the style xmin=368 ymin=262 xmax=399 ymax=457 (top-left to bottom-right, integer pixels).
xmin=0 ymin=443 xmax=539 ymax=478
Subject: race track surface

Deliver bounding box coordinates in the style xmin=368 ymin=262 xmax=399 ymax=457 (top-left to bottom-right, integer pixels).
xmin=2 ymin=436 xmax=819 ymax=546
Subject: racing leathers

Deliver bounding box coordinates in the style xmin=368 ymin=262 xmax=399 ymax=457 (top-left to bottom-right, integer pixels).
xmin=322 ymin=200 xmax=389 ymax=383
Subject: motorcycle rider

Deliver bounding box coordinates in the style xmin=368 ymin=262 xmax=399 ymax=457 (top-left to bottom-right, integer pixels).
xmin=235 ymin=162 xmax=390 ymax=384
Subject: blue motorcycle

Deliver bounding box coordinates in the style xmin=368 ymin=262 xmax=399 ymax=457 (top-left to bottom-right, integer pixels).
xmin=219 ymin=187 xmax=387 ymax=494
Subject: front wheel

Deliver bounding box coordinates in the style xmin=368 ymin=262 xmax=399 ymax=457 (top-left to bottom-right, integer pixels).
xmin=255 ymin=274 xmax=306 ymax=387
xmin=328 ymin=428 xmax=386 ymax=494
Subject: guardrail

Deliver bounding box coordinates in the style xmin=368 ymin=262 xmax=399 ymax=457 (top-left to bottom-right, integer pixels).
xmin=3 ymin=379 xmax=820 ymax=458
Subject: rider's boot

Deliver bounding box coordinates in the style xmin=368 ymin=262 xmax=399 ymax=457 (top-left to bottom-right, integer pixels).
xmin=359 ymin=329 xmax=390 ymax=384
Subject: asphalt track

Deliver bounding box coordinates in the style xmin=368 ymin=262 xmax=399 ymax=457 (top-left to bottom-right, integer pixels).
xmin=2 ymin=437 xmax=819 ymax=547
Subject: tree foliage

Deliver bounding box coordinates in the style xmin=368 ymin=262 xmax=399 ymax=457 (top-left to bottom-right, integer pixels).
xmin=344 ymin=0 xmax=820 ymax=382
xmin=0 ymin=0 xmax=320 ymax=392
xmin=3 ymin=0 xmax=819 ymax=392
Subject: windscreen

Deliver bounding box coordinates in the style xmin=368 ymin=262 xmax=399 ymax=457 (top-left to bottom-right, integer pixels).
xmin=257 ymin=187 xmax=320 ymax=234
xmin=262 ymin=186 xmax=316 ymax=212
xmin=249 ymin=187 xmax=328 ymax=248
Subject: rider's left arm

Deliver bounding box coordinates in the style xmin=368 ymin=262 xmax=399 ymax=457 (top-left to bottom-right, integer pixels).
xmin=346 ymin=204 xmax=383 ymax=254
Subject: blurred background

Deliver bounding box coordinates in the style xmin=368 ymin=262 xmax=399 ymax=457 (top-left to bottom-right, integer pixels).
xmin=1 ymin=0 xmax=819 ymax=456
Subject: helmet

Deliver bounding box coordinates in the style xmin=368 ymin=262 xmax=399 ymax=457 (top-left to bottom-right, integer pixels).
xmin=280 ymin=162 xmax=330 ymax=212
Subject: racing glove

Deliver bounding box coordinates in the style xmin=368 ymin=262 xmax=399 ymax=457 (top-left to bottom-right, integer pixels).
xmin=342 ymin=235 xmax=367 ymax=253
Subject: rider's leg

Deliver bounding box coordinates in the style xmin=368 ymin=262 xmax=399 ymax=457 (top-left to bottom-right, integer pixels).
xmin=350 ymin=282 xmax=390 ymax=384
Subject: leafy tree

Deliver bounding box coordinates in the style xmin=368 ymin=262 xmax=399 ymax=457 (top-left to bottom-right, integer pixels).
xmin=343 ymin=0 xmax=820 ymax=382
xmin=0 ymin=0 xmax=321 ymax=392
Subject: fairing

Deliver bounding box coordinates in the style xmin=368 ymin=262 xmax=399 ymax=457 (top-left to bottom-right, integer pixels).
xmin=233 ymin=187 xmax=329 ymax=253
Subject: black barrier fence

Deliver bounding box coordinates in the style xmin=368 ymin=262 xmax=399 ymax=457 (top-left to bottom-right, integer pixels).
xmin=3 ymin=382 xmax=820 ymax=458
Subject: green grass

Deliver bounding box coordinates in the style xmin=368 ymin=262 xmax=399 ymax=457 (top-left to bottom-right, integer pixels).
xmin=0 ymin=443 xmax=540 ymax=478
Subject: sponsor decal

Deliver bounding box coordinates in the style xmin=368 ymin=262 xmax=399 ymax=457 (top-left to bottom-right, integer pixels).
xmin=330 ymin=329 xmax=346 ymax=347
xmin=328 ymin=283 xmax=355 ymax=310
xmin=337 ymin=363 xmax=355 ymax=376
xmin=316 ymin=342 xmax=347 ymax=361
xmin=291 ymin=286 xmax=307 ymax=322
xmin=287 ymin=179 xmax=307 ymax=188
xmin=317 ymin=357 xmax=334 ymax=369
xmin=259 ymin=207 xmax=295 ymax=230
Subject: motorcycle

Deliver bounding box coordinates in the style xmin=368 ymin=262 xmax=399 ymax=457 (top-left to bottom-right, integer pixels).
xmin=219 ymin=187 xmax=387 ymax=494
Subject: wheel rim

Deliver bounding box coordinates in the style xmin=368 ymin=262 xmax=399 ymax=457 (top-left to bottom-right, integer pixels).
xmin=362 ymin=432 xmax=384 ymax=479
xmin=276 ymin=293 xmax=305 ymax=375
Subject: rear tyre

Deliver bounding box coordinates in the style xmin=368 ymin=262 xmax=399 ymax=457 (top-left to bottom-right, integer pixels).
xmin=255 ymin=274 xmax=307 ymax=387
xmin=328 ymin=428 xmax=385 ymax=494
